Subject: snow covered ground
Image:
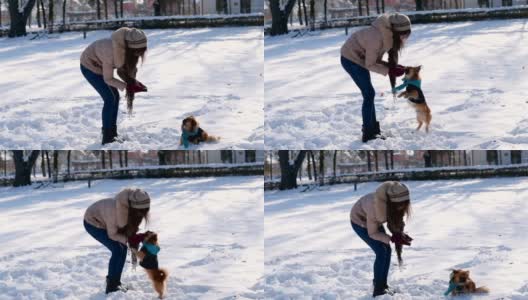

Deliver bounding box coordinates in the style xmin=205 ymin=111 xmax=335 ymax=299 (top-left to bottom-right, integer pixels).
xmin=0 ymin=27 xmax=263 ymax=149
xmin=0 ymin=176 xmax=263 ymax=299
xmin=263 ymin=178 xmax=528 ymax=299
xmin=264 ymin=19 xmax=528 ymax=149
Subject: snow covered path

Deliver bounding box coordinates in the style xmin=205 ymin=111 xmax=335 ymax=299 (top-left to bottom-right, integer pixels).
xmin=0 ymin=27 xmax=263 ymax=149
xmin=0 ymin=176 xmax=263 ymax=299
xmin=263 ymin=178 xmax=528 ymax=299
xmin=264 ymin=19 xmax=528 ymax=149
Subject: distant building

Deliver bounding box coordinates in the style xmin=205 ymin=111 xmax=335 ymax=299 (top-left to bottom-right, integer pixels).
xmin=469 ymin=150 xmax=528 ymax=166
xmin=201 ymin=0 xmax=264 ymax=14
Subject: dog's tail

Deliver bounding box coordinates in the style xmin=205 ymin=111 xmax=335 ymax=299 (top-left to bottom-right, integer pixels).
xmin=475 ymin=286 xmax=490 ymax=293
xmin=152 ymin=268 xmax=169 ymax=283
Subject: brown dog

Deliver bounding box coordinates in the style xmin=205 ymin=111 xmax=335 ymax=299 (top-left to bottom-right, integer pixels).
xmin=396 ymin=66 xmax=432 ymax=133
xmin=180 ymin=116 xmax=219 ymax=147
xmin=133 ymin=231 xmax=169 ymax=299
xmin=448 ymin=269 xmax=489 ymax=296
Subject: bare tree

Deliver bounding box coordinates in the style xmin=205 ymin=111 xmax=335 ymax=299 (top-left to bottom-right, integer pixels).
xmin=7 ymin=0 xmax=37 ymax=36
xmin=62 ymin=0 xmax=67 ymax=27
xmin=358 ymin=0 xmax=363 ymax=16
xmin=416 ymin=0 xmax=424 ymax=10
xmin=67 ymin=150 xmax=71 ymax=174
xmin=319 ymin=150 xmax=325 ymax=185
xmin=45 ymin=151 xmax=51 ymax=178
xmin=333 ymin=150 xmax=338 ymax=178
xmin=101 ymin=151 xmax=106 ymax=169
xmin=48 ymin=0 xmax=54 ymax=33
xmin=278 ymin=150 xmax=306 ymax=190
xmin=13 ymin=151 xmax=40 ymax=187
xmin=52 ymin=151 xmax=59 ymax=183
xmin=269 ymin=0 xmax=297 ymax=35
xmin=96 ymin=0 xmax=101 ymax=19
xmin=323 ymin=0 xmax=327 ymax=23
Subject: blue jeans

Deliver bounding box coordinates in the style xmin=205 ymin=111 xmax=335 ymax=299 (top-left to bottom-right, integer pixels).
xmin=351 ymin=221 xmax=391 ymax=283
xmin=341 ymin=56 xmax=377 ymax=132
xmin=84 ymin=220 xmax=127 ymax=281
xmin=80 ymin=64 xmax=120 ymax=129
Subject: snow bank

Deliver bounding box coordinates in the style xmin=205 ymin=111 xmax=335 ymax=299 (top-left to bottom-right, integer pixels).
xmin=263 ymin=177 xmax=528 ymax=299
xmin=0 ymin=176 xmax=263 ymax=299
xmin=264 ymin=19 xmax=528 ymax=149
xmin=0 ymin=27 xmax=263 ymax=149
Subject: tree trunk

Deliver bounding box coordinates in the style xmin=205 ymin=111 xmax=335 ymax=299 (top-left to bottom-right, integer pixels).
xmin=365 ymin=0 xmax=370 ymax=15
xmin=0 ymin=0 xmax=2 ymax=27
xmin=309 ymin=0 xmax=314 ymax=30
xmin=101 ymin=151 xmax=106 ymax=169
xmin=40 ymin=0 xmax=47 ymax=28
xmin=381 ymin=0 xmax=385 ymax=13
xmin=158 ymin=150 xmax=168 ymax=165
xmin=278 ymin=150 xmax=306 ymax=190
xmin=45 ymin=151 xmax=51 ymax=178
xmin=358 ymin=0 xmax=363 ymax=16
xmin=297 ymin=0 xmax=303 ymax=25
xmin=310 ymin=151 xmax=317 ymax=180
xmin=367 ymin=151 xmax=372 ymax=171
xmin=120 ymin=0 xmax=123 ymax=17
xmin=67 ymin=150 xmax=71 ymax=174
xmin=62 ymin=0 xmax=66 ymax=27
xmin=48 ymin=0 xmax=54 ymax=33
xmin=119 ymin=151 xmax=123 ymax=167
xmin=108 ymin=150 xmax=113 ymax=169
xmin=13 ymin=151 xmax=40 ymax=187
xmin=41 ymin=152 xmax=46 ymax=176
xmin=333 ymin=150 xmax=337 ymax=178
xmin=124 ymin=150 xmax=128 ymax=167
xmin=37 ymin=0 xmax=42 ymax=27
xmin=390 ymin=150 xmax=394 ymax=169
xmin=319 ymin=150 xmax=324 ymax=186
xmin=52 ymin=151 xmax=59 ymax=183
xmin=96 ymin=0 xmax=101 ymax=19
xmin=269 ymin=0 xmax=296 ymax=35
xmin=384 ymin=151 xmax=389 ymax=170
xmin=306 ymin=153 xmax=312 ymax=180
xmin=416 ymin=0 xmax=424 ymax=11
xmin=374 ymin=151 xmax=379 ymax=171
xmin=114 ymin=0 xmax=118 ymax=18
xmin=376 ymin=0 xmax=380 ymax=14
xmin=8 ymin=0 xmax=37 ymax=37
xmin=103 ymin=0 xmax=107 ymax=19
xmin=301 ymin=0 xmax=308 ymax=27
xmin=323 ymin=0 xmax=327 ymax=23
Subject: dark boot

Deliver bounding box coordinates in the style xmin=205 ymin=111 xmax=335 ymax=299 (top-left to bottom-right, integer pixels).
xmin=102 ymin=128 xmax=114 ymax=145
xmin=106 ymin=277 xmax=121 ymax=294
xmin=382 ymin=281 xmax=396 ymax=295
xmin=372 ymin=280 xmax=387 ymax=297
xmin=362 ymin=126 xmax=377 ymax=143
xmin=374 ymin=122 xmax=387 ymax=140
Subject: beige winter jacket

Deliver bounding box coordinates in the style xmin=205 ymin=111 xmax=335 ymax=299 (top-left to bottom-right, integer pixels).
xmin=80 ymin=28 xmax=138 ymax=91
xmin=350 ymin=182 xmax=395 ymax=244
xmin=84 ymin=189 xmax=134 ymax=245
xmin=341 ymin=14 xmax=395 ymax=76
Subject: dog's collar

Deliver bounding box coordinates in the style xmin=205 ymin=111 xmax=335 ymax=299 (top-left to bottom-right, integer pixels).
xmin=402 ymin=78 xmax=421 ymax=88
xmin=143 ymin=243 xmax=160 ymax=255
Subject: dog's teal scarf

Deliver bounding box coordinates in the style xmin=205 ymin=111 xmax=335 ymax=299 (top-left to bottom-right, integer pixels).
xmin=392 ymin=78 xmax=422 ymax=93
xmin=143 ymin=243 xmax=160 ymax=255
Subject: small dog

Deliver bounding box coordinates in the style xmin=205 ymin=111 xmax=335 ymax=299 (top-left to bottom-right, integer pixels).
xmin=395 ymin=66 xmax=432 ymax=133
xmin=445 ymin=269 xmax=489 ymax=296
xmin=180 ymin=116 xmax=219 ymax=148
xmin=134 ymin=231 xmax=168 ymax=299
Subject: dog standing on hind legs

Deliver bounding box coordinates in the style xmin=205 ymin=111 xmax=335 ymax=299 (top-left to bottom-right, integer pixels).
xmin=393 ymin=66 xmax=432 ymax=133
xmin=132 ymin=231 xmax=169 ymax=298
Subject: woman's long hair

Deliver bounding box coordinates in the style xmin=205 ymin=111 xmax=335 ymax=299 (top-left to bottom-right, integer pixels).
xmin=117 ymin=46 xmax=146 ymax=114
xmin=386 ymin=199 xmax=412 ymax=265
xmin=388 ymin=29 xmax=411 ymax=88
xmin=117 ymin=206 xmax=150 ymax=237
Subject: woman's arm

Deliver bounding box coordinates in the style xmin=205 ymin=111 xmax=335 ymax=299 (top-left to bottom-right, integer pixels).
xmin=363 ymin=36 xmax=390 ymax=76
xmin=102 ymin=62 xmax=127 ymax=91
xmin=366 ymin=216 xmax=391 ymax=244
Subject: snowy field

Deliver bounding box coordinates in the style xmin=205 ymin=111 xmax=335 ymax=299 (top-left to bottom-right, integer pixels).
xmin=0 ymin=176 xmax=263 ymax=299
xmin=264 ymin=19 xmax=528 ymax=149
xmin=263 ymin=178 xmax=528 ymax=299
xmin=0 ymin=27 xmax=263 ymax=149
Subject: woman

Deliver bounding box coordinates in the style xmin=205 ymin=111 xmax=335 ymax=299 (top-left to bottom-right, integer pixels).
xmin=80 ymin=27 xmax=148 ymax=145
xmin=84 ymin=188 xmax=151 ymax=294
xmin=341 ymin=13 xmax=412 ymax=143
xmin=350 ymin=181 xmax=413 ymax=297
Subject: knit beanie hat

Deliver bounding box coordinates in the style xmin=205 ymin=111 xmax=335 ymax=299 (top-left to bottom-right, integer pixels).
xmin=386 ymin=182 xmax=410 ymax=203
xmin=128 ymin=188 xmax=151 ymax=209
xmin=125 ymin=28 xmax=147 ymax=49
xmin=389 ymin=13 xmax=411 ymax=32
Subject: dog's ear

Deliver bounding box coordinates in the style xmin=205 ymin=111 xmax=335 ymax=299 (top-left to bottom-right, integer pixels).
xmin=416 ymin=65 xmax=422 ymax=71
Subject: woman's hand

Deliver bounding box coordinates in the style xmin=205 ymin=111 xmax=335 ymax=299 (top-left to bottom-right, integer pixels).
xmin=389 ymin=65 xmax=406 ymax=77
xmin=126 ymin=81 xmax=147 ymax=94
xmin=390 ymin=232 xmax=411 ymax=246
xmin=128 ymin=232 xmax=146 ymax=249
